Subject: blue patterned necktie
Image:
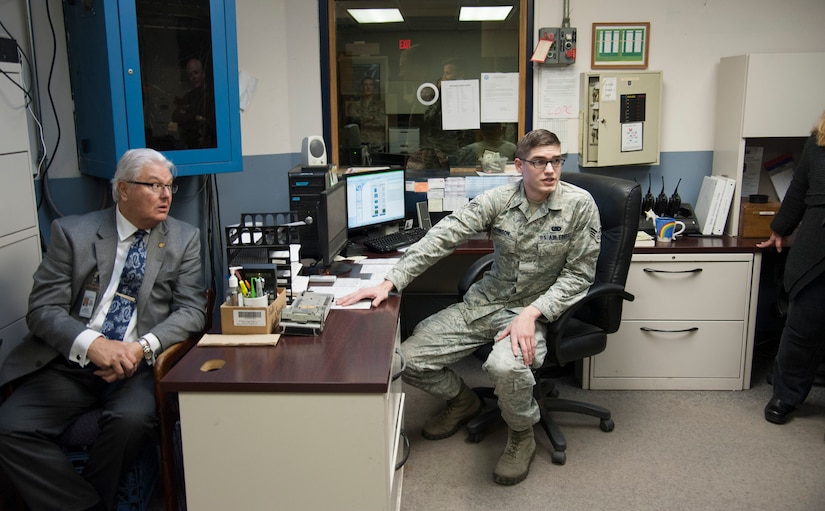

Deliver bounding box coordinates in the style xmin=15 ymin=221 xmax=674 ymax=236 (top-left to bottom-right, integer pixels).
xmin=101 ymin=230 xmax=147 ymax=341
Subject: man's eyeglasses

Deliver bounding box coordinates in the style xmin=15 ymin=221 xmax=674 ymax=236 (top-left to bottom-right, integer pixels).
xmin=520 ymin=157 xmax=566 ymax=170
xmin=127 ymin=181 xmax=178 ymax=194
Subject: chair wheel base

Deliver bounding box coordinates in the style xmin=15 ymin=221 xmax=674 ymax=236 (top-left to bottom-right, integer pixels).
xmin=551 ymin=450 xmax=566 ymax=465
xmin=600 ymin=419 xmax=615 ymax=432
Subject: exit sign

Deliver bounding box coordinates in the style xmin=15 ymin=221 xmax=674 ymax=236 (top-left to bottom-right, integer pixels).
xmin=399 ymin=39 xmax=411 ymax=50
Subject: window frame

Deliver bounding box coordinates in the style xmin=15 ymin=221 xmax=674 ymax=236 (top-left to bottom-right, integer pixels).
xmin=319 ymin=0 xmax=533 ymax=167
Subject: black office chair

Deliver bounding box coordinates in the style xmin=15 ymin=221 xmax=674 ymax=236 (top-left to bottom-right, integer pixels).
xmin=463 ymin=172 xmax=641 ymax=465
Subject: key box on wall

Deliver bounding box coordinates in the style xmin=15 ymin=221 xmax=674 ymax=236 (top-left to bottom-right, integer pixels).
xmin=579 ymin=71 xmax=662 ymax=167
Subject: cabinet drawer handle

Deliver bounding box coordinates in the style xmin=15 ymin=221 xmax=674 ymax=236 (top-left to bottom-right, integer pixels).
xmin=642 ymin=268 xmax=703 ymax=274
xmin=640 ymin=326 xmax=699 ymax=333
xmin=395 ymin=430 xmax=410 ymax=471
xmin=392 ymin=348 xmax=407 ymax=382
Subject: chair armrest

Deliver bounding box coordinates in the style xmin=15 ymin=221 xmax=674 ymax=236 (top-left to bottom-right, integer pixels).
xmin=154 ymin=339 xmax=198 ymax=386
xmin=154 ymin=288 xmax=213 ymax=511
xmin=546 ymin=283 xmax=634 ymax=339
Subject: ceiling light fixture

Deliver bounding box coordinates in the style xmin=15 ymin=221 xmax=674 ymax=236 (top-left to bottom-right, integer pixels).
xmin=347 ymin=8 xmax=404 ymax=24
xmin=458 ymin=6 xmax=513 ymax=22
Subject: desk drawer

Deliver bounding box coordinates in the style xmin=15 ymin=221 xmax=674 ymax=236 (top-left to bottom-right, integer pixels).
xmin=592 ymin=320 xmax=745 ymax=380
xmin=623 ymin=258 xmax=751 ymax=321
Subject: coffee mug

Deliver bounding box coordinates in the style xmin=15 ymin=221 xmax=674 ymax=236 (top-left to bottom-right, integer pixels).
xmin=654 ymin=216 xmax=686 ymax=242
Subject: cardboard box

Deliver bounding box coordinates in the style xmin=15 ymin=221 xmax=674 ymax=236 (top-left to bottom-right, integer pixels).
xmin=220 ymin=287 xmax=287 ymax=334
xmin=739 ymin=201 xmax=780 ymax=238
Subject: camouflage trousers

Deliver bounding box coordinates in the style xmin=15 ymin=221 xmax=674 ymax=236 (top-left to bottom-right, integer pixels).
xmin=400 ymin=303 xmax=548 ymax=431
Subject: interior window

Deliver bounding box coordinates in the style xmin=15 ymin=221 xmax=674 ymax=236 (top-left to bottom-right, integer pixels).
xmin=327 ymin=0 xmax=528 ymax=171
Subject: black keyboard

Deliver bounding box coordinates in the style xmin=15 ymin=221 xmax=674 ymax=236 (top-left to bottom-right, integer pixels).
xmin=363 ymin=228 xmax=428 ymax=253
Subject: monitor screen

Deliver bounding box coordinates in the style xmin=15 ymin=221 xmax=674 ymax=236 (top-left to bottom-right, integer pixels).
xmin=317 ymin=180 xmax=350 ymax=274
xmin=346 ymin=168 xmax=406 ymax=232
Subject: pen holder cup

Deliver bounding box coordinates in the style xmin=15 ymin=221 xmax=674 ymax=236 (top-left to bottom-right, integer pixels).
xmin=244 ymin=296 xmax=268 ymax=307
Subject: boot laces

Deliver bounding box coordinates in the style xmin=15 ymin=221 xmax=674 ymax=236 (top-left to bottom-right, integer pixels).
xmin=504 ymin=430 xmax=524 ymax=458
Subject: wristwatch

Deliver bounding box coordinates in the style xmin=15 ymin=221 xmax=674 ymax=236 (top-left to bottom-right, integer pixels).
xmin=137 ymin=337 xmax=154 ymax=365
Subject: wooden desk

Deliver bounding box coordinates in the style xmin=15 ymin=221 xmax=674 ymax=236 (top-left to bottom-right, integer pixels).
xmin=161 ymin=297 xmax=406 ymax=511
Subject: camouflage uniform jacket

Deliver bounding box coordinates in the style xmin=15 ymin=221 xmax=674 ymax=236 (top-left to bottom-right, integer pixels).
xmin=385 ymin=180 xmax=601 ymax=324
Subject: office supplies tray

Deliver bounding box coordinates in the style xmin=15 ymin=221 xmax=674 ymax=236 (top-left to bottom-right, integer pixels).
xmin=225 ymin=212 xmax=301 ymax=303
xmin=279 ymin=292 xmax=334 ymax=336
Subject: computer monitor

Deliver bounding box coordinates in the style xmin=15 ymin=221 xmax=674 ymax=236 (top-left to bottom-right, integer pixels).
xmin=317 ymin=180 xmax=351 ymax=275
xmin=345 ymin=168 xmax=406 ymax=235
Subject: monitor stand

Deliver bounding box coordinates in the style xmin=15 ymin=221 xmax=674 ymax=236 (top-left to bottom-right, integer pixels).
xmin=341 ymin=242 xmax=364 ymax=258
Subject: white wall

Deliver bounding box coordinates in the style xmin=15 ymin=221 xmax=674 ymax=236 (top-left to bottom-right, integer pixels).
xmin=8 ymin=0 xmax=825 ymax=178
xmin=235 ymin=0 xmax=322 ymax=156
xmin=533 ymin=0 xmax=825 ymax=153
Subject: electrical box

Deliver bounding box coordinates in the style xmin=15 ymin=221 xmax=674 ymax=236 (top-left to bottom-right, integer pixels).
xmin=535 ymin=27 xmax=576 ymax=66
xmin=579 ymin=71 xmax=662 ymax=167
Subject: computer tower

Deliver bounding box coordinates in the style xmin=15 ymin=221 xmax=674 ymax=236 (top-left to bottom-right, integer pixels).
xmin=288 ymin=165 xmax=332 ymax=260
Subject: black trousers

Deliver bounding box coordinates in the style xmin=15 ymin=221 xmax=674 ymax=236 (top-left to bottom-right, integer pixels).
xmin=772 ymin=270 xmax=825 ymax=406
xmin=0 ymin=359 xmax=156 ymax=511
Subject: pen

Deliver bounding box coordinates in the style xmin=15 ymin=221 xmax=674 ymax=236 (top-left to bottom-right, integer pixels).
xmin=239 ymin=280 xmax=249 ymax=297
xmin=249 ymin=277 xmax=257 ymax=298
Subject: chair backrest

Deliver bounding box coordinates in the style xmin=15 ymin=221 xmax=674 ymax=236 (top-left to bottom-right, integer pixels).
xmin=561 ymin=173 xmax=641 ymax=333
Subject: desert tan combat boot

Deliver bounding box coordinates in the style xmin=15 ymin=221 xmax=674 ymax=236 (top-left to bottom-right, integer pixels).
xmin=421 ymin=383 xmax=483 ymax=440
xmin=493 ymin=427 xmax=536 ymax=485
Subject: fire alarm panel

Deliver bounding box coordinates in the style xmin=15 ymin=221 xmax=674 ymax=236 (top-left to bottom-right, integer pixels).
xmin=535 ymin=27 xmax=576 ymax=66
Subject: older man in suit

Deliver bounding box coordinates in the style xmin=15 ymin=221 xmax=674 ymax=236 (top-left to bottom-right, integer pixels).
xmin=0 ymin=148 xmax=206 ymax=511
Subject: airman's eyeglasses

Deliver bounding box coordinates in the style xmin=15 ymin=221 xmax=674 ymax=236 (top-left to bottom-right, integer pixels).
xmin=520 ymin=157 xmax=566 ymax=170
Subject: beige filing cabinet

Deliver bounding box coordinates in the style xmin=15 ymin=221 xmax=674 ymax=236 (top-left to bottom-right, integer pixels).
xmin=588 ymin=252 xmax=760 ymax=391
xmin=0 ymin=60 xmax=41 ymax=362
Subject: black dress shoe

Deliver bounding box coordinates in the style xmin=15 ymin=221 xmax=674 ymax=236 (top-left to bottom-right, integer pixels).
xmin=764 ymin=396 xmax=795 ymax=424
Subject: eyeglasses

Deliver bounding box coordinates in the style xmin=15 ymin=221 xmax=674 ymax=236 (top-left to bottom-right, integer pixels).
xmin=127 ymin=181 xmax=178 ymax=194
xmin=520 ymin=157 xmax=566 ymax=170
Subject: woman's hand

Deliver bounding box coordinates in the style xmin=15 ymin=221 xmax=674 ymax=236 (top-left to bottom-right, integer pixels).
xmin=756 ymin=232 xmax=786 ymax=253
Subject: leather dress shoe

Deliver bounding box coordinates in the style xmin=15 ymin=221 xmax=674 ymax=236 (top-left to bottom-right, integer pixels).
xmin=764 ymin=396 xmax=795 ymax=424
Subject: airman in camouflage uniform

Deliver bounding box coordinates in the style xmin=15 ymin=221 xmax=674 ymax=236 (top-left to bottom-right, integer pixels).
xmin=339 ymin=129 xmax=600 ymax=485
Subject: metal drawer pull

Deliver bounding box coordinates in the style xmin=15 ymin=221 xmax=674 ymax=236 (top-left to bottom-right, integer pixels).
xmin=392 ymin=348 xmax=407 ymax=382
xmin=642 ymin=268 xmax=703 ymax=274
xmin=640 ymin=327 xmax=699 ymax=333
xmin=395 ymin=430 xmax=411 ymax=471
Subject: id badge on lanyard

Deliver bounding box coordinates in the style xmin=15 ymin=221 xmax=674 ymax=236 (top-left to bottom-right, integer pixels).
xmin=79 ymin=271 xmax=101 ymax=319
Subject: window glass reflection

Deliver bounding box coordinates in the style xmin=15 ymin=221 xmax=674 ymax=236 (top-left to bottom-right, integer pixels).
xmin=334 ymin=0 xmax=521 ymax=170
xmin=136 ymin=0 xmax=216 ymax=151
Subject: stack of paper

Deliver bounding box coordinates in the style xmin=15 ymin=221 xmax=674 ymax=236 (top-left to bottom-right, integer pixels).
xmin=694 ymin=175 xmax=736 ymax=235
xmin=635 ymin=231 xmax=655 ymax=247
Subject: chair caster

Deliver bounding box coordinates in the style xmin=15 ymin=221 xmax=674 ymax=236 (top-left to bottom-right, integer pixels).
xmin=468 ymin=431 xmax=484 ymax=443
xmin=600 ymin=418 xmax=614 ymax=432
xmin=551 ymin=450 xmax=566 ymax=465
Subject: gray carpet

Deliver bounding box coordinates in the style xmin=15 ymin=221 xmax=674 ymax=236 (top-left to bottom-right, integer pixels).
xmin=399 ymin=351 xmax=825 ymax=511
xmin=141 ymin=346 xmax=825 ymax=511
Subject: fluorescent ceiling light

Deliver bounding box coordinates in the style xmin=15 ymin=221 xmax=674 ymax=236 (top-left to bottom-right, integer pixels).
xmin=459 ymin=6 xmax=513 ymax=22
xmin=347 ymin=8 xmax=404 ymax=24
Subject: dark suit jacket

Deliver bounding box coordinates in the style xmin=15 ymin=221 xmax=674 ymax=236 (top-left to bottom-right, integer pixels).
xmin=0 ymin=207 xmax=207 ymax=387
xmin=770 ymin=135 xmax=825 ymax=300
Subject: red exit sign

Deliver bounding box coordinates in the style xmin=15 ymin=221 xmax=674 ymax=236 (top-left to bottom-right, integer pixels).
xmin=399 ymin=39 xmax=411 ymax=50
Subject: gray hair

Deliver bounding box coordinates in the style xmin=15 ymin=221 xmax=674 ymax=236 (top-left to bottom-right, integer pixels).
xmin=111 ymin=148 xmax=176 ymax=203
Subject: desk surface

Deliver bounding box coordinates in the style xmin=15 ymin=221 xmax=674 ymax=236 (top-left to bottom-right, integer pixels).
xmin=451 ymin=234 xmax=765 ymax=255
xmin=161 ymin=296 xmax=401 ymax=394
xmin=634 ymin=235 xmax=765 ymax=254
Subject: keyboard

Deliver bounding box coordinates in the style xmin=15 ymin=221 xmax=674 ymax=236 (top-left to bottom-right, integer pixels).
xmin=363 ymin=228 xmax=428 ymax=253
